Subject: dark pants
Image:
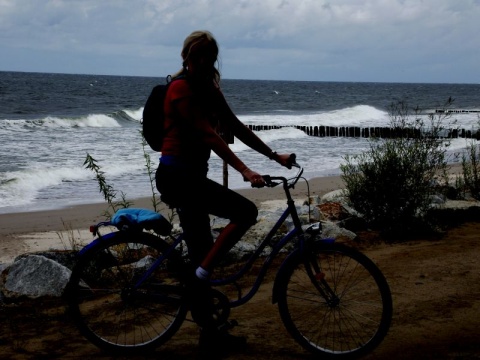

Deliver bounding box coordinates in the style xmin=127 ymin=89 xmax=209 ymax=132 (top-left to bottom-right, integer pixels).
xmin=156 ymin=163 xmax=258 ymax=328
xmin=156 ymin=163 xmax=258 ymax=267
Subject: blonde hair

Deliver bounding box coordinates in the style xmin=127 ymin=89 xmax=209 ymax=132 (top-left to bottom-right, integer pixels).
xmin=173 ymin=30 xmax=220 ymax=84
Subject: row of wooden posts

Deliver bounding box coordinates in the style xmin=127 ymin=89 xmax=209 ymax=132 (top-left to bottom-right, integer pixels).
xmin=223 ymin=124 xmax=479 ymax=186
xmin=247 ymin=125 xmax=480 ymax=140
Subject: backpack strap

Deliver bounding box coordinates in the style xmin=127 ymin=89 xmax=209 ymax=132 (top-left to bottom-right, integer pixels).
xmin=163 ymin=74 xmax=187 ymax=136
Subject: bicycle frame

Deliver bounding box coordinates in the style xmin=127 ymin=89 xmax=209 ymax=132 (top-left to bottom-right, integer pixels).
xmin=210 ymin=187 xmax=307 ymax=308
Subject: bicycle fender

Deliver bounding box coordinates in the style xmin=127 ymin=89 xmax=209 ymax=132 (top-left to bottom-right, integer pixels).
xmin=78 ymin=232 xmax=118 ymax=255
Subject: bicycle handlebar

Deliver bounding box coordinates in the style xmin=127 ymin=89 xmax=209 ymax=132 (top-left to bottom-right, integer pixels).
xmin=262 ymin=160 xmax=303 ymax=190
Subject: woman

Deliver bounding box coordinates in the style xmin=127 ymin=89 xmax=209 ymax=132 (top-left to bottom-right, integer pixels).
xmin=156 ymin=30 xmax=293 ymax=355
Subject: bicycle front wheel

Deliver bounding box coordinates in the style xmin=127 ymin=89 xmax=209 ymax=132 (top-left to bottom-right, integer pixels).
xmin=276 ymin=242 xmax=392 ymax=358
xmin=66 ymin=231 xmax=188 ymax=355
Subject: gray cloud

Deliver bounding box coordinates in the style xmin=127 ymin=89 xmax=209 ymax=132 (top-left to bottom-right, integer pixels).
xmin=0 ymin=0 xmax=478 ymax=83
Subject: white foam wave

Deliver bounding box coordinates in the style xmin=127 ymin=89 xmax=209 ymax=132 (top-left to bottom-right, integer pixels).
xmin=239 ymin=105 xmax=480 ymax=129
xmin=124 ymin=108 xmax=143 ymax=121
xmin=449 ymin=138 xmax=479 ymax=152
xmin=42 ymin=114 xmax=121 ymax=128
xmin=322 ymin=105 xmax=388 ymax=126
xmin=0 ymin=159 xmax=147 ymax=209
xmin=0 ymin=119 xmax=30 ymax=132
xmin=0 ymin=114 xmax=122 ymax=130
xmin=0 ymin=165 xmax=90 ymax=208
xmin=223 ymin=127 xmax=306 ymax=153
xmin=239 ymin=105 xmax=389 ymax=127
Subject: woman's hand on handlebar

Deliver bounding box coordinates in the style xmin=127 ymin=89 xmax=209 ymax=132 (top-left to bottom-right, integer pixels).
xmin=242 ymin=154 xmax=297 ymax=187
xmin=274 ymin=153 xmax=296 ymax=169
xmin=242 ymin=168 xmax=266 ymax=188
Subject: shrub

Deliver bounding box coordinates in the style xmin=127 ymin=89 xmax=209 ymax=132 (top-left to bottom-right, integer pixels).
xmin=460 ymin=136 xmax=480 ymax=200
xmin=340 ymin=99 xmax=455 ymax=237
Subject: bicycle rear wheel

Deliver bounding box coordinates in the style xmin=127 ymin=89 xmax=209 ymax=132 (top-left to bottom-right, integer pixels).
xmin=276 ymin=242 xmax=392 ymax=358
xmin=66 ymin=231 xmax=188 ymax=354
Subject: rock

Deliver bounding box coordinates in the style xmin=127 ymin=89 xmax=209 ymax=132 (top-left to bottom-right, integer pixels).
xmin=0 ymin=263 xmax=8 ymax=275
xmin=320 ymin=189 xmax=346 ymax=202
xmin=320 ymin=221 xmax=357 ymax=241
xmin=429 ymin=194 xmax=446 ymax=205
xmin=318 ymin=202 xmax=349 ymax=221
xmin=14 ymin=250 xmax=77 ymax=270
xmin=3 ymin=255 xmax=71 ymax=300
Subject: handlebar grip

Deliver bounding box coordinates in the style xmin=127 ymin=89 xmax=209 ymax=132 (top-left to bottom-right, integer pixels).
xmin=261 ymin=175 xmax=281 ymax=188
xmin=289 ymin=153 xmax=299 ymax=168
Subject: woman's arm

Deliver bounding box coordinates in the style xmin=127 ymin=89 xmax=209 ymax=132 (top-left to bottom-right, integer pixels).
xmin=217 ymin=93 xmax=293 ymax=168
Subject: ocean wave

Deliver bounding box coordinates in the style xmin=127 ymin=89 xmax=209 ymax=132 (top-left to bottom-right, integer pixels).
xmin=225 ymin=127 xmax=307 ymax=153
xmin=0 ymin=114 xmax=122 ymax=130
xmin=238 ymin=105 xmax=480 ymax=128
xmin=49 ymin=114 xmax=121 ymax=128
xmin=123 ymin=107 xmax=143 ymax=121
xmin=111 ymin=108 xmax=143 ymax=124
xmin=0 ymin=165 xmax=90 ymax=208
xmin=0 ymin=159 xmax=147 ymax=209
xmin=325 ymin=105 xmax=388 ymax=126
xmin=239 ymin=105 xmax=389 ymax=127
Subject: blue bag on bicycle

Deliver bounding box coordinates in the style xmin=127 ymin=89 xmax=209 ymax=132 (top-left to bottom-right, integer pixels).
xmin=111 ymin=208 xmax=172 ymax=235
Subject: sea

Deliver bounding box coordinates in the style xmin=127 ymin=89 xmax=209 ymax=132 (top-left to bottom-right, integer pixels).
xmin=1 ymin=71 xmax=479 ymax=214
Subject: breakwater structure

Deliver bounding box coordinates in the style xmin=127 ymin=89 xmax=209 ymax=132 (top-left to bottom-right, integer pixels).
xmin=247 ymin=125 xmax=480 ymax=139
xmin=248 ymin=109 xmax=480 ymax=139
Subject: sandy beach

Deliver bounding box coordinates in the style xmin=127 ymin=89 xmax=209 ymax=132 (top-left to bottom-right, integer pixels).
xmin=0 ymin=175 xmax=345 ymax=264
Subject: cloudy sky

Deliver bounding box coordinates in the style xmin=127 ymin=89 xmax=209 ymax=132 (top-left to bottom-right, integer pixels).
xmin=0 ymin=0 xmax=478 ymax=83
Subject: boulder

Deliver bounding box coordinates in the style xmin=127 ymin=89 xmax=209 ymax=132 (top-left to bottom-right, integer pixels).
xmin=2 ymin=255 xmax=71 ymax=300
xmin=318 ymin=202 xmax=349 ymax=221
xmin=14 ymin=250 xmax=77 ymax=270
xmin=320 ymin=221 xmax=357 ymax=241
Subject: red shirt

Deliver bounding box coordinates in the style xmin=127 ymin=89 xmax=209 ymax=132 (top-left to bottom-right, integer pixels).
xmin=161 ymin=79 xmax=227 ymax=166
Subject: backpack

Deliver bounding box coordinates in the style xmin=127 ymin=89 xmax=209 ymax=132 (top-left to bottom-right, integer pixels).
xmin=142 ymin=75 xmax=179 ymax=152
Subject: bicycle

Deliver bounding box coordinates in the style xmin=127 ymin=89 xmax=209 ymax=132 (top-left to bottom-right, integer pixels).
xmin=65 ymin=161 xmax=393 ymax=358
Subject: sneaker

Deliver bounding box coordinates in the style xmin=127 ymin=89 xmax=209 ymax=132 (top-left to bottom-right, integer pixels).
xmin=198 ymin=327 xmax=247 ymax=358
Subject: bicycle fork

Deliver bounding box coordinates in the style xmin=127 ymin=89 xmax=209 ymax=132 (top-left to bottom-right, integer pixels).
xmin=303 ymin=251 xmax=341 ymax=308
xmin=271 ymin=234 xmax=337 ymax=306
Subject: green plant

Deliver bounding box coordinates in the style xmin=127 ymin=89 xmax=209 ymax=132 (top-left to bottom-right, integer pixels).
xmin=461 ymin=138 xmax=480 ymax=200
xmin=56 ymin=220 xmax=85 ymax=251
xmin=84 ymin=138 xmax=177 ymax=227
xmin=340 ymin=99 xmax=455 ymax=237
xmin=83 ymin=153 xmax=132 ymax=219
